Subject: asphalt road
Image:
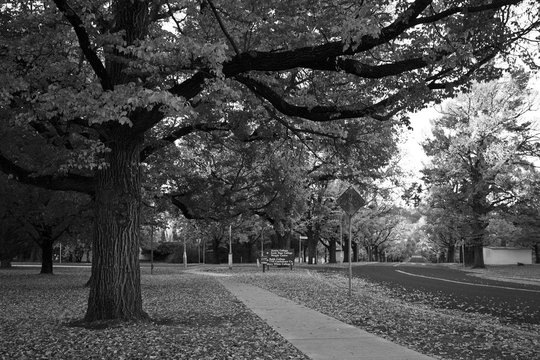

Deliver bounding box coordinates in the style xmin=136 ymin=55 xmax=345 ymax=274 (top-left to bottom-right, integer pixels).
xmin=324 ymin=264 xmax=540 ymax=325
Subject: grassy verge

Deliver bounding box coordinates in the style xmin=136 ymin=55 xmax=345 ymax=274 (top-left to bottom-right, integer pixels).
xmin=463 ymin=264 xmax=540 ymax=283
xmin=0 ymin=266 xmax=307 ymax=360
xmin=234 ymin=269 xmax=540 ymax=360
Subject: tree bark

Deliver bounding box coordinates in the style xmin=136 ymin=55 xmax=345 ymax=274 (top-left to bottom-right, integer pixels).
xmin=40 ymin=237 xmax=54 ymax=274
xmin=352 ymin=242 xmax=358 ymax=262
xmin=328 ymin=239 xmax=337 ymax=263
xmin=470 ymin=215 xmax=487 ymax=268
xmin=472 ymin=244 xmax=485 ymax=268
xmin=85 ymin=129 xmax=147 ymax=322
xmin=212 ymin=237 xmax=220 ymax=264
xmin=447 ymin=244 xmax=455 ymax=263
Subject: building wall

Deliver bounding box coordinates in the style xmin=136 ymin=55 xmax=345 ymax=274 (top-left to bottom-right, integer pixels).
xmin=483 ymin=247 xmax=532 ymax=265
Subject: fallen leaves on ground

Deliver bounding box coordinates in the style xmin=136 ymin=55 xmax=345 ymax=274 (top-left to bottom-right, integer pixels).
xmin=0 ymin=266 xmax=308 ymax=360
xmin=235 ymin=269 xmax=540 ymax=360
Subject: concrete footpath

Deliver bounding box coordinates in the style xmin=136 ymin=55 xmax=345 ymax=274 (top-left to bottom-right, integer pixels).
xmin=219 ymin=279 xmax=436 ymax=360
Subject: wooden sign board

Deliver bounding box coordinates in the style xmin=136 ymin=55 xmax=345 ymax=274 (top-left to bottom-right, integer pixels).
xmin=261 ymin=249 xmax=294 ymax=271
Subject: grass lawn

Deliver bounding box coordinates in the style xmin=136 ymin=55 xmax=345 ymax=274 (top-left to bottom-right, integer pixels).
xmin=464 ymin=263 xmax=540 ymax=284
xmin=0 ymin=266 xmax=307 ymax=360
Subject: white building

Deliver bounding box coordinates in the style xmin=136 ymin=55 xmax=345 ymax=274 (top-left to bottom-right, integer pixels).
xmin=483 ymin=247 xmax=532 ymax=265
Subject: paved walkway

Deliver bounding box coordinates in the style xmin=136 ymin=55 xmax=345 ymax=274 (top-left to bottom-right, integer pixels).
xmin=219 ymin=279 xmax=436 ymax=360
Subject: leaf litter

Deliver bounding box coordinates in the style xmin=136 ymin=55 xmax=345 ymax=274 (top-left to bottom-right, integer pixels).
xmin=0 ymin=267 xmax=308 ymax=360
xmin=234 ymin=269 xmax=540 ymax=360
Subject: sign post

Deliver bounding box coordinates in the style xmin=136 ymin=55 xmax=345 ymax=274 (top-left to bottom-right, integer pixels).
xmin=337 ymin=186 xmax=365 ymax=297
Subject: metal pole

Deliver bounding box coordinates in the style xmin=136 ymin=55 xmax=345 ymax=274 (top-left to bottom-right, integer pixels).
xmin=150 ymin=225 xmax=154 ymax=275
xmin=462 ymin=243 xmax=465 ymax=267
xmin=339 ymin=215 xmax=343 ymax=263
xmin=183 ymin=235 xmax=187 ymax=269
xmin=348 ymin=213 xmax=352 ymax=297
xmin=228 ymin=224 xmax=232 ymax=269
xmin=198 ymin=239 xmax=200 ymax=264
xmin=299 ymin=235 xmax=302 ymax=264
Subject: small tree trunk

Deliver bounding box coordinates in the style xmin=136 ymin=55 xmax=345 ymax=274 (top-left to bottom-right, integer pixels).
xmin=534 ymin=243 xmax=539 ymax=264
xmin=352 ymin=242 xmax=358 ymax=262
xmin=447 ymin=245 xmax=456 ymax=263
xmin=40 ymin=237 xmax=54 ymax=274
xmin=85 ymin=129 xmax=147 ymax=322
xmin=0 ymin=259 xmax=12 ymax=268
xmin=212 ymin=237 xmax=220 ymax=264
xmin=328 ymin=239 xmax=336 ymax=264
xmin=306 ymin=229 xmax=317 ymax=265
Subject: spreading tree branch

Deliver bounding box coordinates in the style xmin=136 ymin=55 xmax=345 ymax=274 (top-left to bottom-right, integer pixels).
xmin=0 ymin=152 xmax=94 ymax=195
xmin=52 ymin=0 xmax=113 ymax=91
xmin=235 ymin=74 xmax=397 ymax=122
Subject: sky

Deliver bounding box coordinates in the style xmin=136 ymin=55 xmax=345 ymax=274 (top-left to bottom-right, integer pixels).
xmin=398 ymin=106 xmax=440 ymax=180
xmin=398 ymin=73 xmax=540 ymax=182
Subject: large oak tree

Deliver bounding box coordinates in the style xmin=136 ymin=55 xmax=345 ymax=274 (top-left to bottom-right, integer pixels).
xmin=422 ymin=74 xmax=540 ymax=267
xmin=1 ymin=0 xmax=539 ymax=321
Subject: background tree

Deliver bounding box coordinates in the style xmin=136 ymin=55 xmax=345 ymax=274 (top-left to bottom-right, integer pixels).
xmin=2 ymin=0 xmax=539 ymax=321
xmin=422 ymin=73 xmax=540 ymax=267
xmin=0 ymin=176 xmax=33 ymax=268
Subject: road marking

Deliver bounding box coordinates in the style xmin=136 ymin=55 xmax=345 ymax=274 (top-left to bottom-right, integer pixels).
xmin=395 ymin=270 xmax=540 ymax=293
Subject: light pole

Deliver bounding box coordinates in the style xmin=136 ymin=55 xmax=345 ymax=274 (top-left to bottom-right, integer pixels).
xmin=261 ymin=226 xmax=264 ymax=256
xmin=183 ymin=235 xmax=187 ymax=269
xmin=348 ymin=213 xmax=352 ymax=296
xmin=197 ymin=238 xmax=201 ymax=264
xmin=228 ymin=224 xmax=233 ymax=269
xmin=150 ymin=224 xmax=154 ymax=274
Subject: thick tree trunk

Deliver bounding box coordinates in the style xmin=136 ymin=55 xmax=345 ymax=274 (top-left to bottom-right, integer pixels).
xmin=534 ymin=243 xmax=539 ymax=264
xmin=85 ymin=130 xmax=147 ymax=322
xmin=472 ymin=244 xmax=485 ymax=268
xmin=40 ymin=237 xmax=54 ymax=274
xmin=470 ymin=215 xmax=487 ymax=268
